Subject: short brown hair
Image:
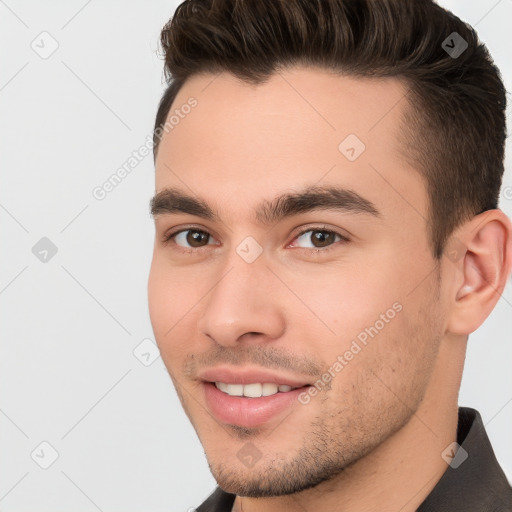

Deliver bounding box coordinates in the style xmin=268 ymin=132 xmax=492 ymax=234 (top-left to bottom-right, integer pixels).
xmin=153 ymin=0 xmax=507 ymax=259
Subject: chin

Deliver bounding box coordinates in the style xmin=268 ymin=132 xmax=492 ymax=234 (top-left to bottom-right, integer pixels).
xmin=208 ymin=455 xmax=345 ymax=498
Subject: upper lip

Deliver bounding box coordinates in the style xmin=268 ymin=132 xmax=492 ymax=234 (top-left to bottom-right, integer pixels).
xmin=198 ymin=367 xmax=312 ymax=388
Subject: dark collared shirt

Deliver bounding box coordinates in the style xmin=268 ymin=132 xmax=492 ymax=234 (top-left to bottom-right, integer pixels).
xmin=196 ymin=407 xmax=512 ymax=511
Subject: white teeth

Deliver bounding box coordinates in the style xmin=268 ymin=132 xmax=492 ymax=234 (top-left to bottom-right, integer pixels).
xmin=225 ymin=384 xmax=243 ymax=396
xmin=243 ymin=383 xmax=262 ymax=397
xmin=214 ymin=382 xmax=297 ymax=397
xmin=262 ymin=383 xmax=279 ymax=396
xmin=216 ymin=382 xmax=228 ymax=393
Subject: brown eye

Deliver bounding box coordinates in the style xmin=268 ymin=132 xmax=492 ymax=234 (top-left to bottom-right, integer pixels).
xmin=169 ymin=229 xmax=213 ymax=248
xmin=293 ymin=229 xmax=343 ymax=249
xmin=310 ymin=230 xmax=337 ymax=247
xmin=186 ymin=230 xmax=210 ymax=247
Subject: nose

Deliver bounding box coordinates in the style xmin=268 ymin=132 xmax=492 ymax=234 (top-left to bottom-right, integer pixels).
xmin=196 ymin=255 xmax=286 ymax=347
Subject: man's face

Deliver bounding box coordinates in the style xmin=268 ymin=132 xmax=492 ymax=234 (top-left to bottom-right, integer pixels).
xmin=148 ymin=67 xmax=447 ymax=496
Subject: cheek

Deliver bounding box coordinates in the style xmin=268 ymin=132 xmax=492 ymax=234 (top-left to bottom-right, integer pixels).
xmin=149 ymin=256 xmax=197 ymax=331
xmin=148 ymin=258 xmax=196 ymax=365
xmin=287 ymin=265 xmax=401 ymax=345
xmin=293 ymin=263 xmax=434 ymax=392
xmin=147 ymin=259 xmax=169 ymax=338
xmin=315 ymin=303 xmax=437 ymax=432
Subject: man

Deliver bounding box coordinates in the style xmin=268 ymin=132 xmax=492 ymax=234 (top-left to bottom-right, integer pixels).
xmin=148 ymin=0 xmax=512 ymax=510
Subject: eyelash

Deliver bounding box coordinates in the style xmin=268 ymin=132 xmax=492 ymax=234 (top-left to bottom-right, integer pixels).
xmin=161 ymin=225 xmax=350 ymax=254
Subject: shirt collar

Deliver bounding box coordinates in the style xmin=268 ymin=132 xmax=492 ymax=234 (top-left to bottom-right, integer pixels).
xmin=417 ymin=406 xmax=512 ymax=511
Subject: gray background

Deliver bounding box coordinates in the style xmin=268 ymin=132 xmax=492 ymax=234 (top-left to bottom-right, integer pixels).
xmin=0 ymin=1 xmax=511 ymax=511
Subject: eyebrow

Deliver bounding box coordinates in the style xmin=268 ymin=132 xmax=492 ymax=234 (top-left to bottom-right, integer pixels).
xmin=149 ymin=185 xmax=380 ymax=225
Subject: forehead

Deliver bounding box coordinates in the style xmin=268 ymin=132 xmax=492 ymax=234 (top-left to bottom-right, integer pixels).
xmin=154 ymin=67 xmax=426 ymax=226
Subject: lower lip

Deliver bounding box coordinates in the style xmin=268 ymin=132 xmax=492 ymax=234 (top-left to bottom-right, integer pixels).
xmin=203 ymin=382 xmax=309 ymax=428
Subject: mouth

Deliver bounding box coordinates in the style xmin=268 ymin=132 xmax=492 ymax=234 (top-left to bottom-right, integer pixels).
xmin=199 ymin=368 xmax=313 ymax=428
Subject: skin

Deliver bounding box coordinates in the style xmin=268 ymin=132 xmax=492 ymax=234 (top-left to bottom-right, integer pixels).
xmin=148 ymin=67 xmax=512 ymax=512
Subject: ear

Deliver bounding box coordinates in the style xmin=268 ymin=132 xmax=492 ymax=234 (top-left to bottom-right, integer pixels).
xmin=446 ymin=209 xmax=512 ymax=335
